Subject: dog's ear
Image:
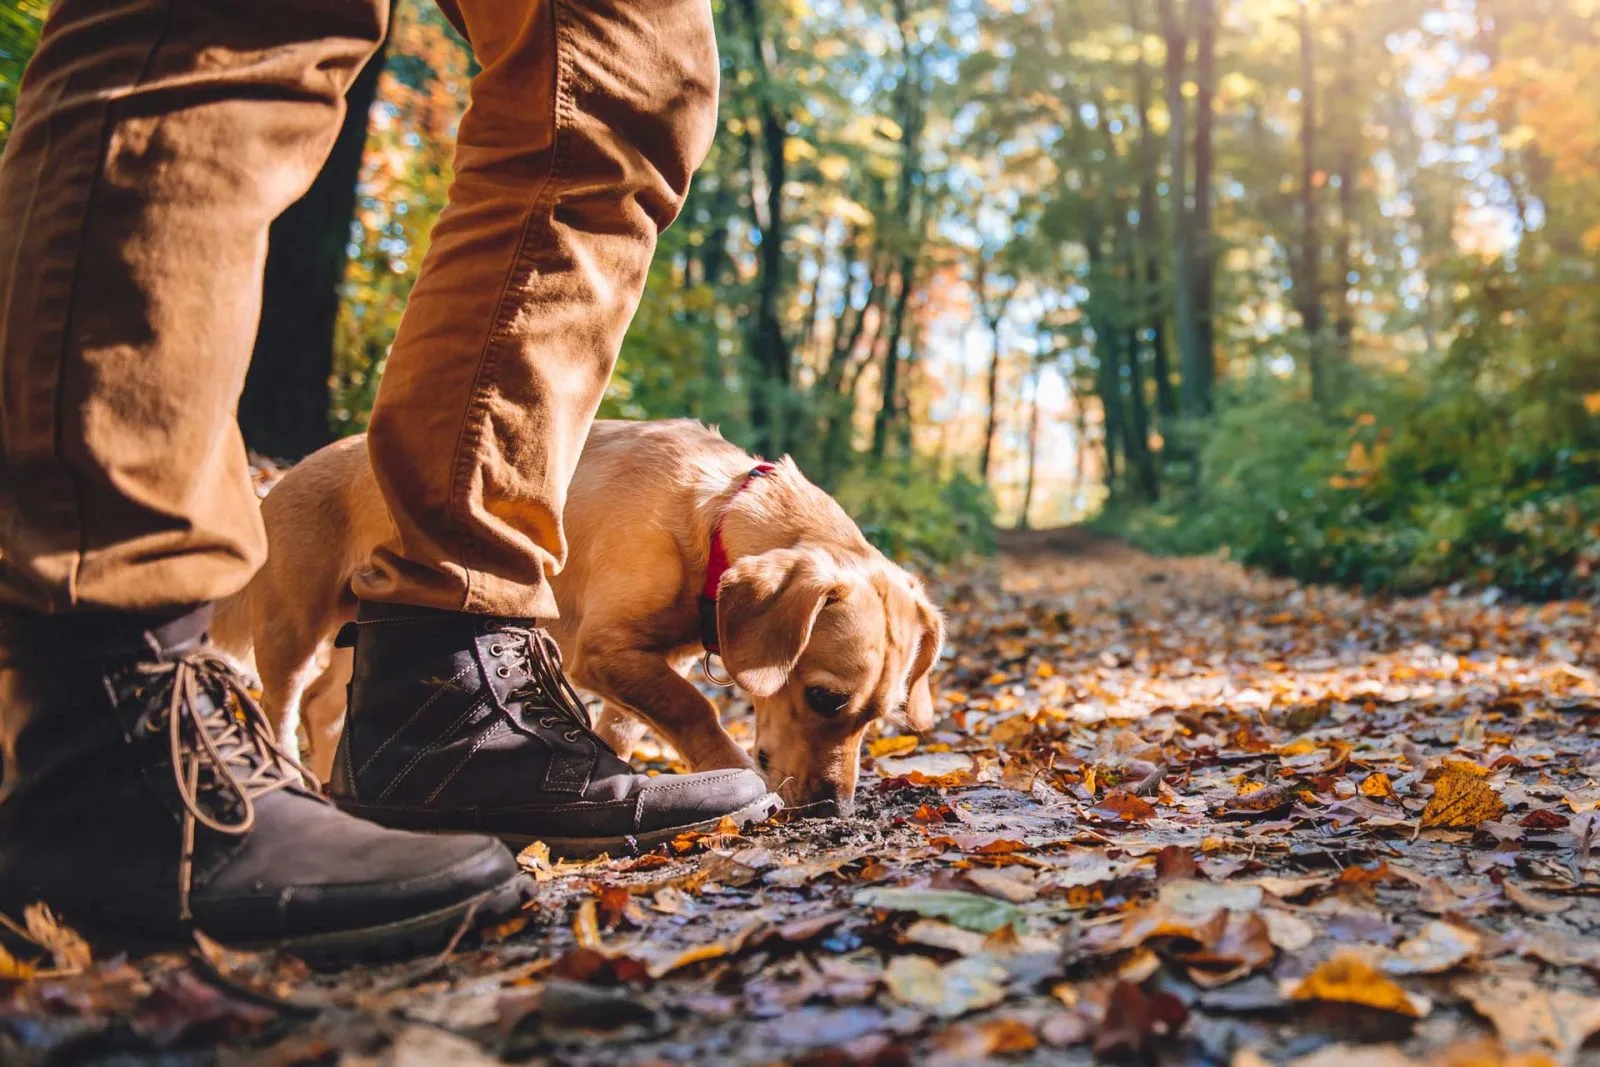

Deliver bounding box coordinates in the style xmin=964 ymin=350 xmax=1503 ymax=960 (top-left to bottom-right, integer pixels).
xmin=717 ymin=549 xmax=843 ymax=698
xmin=904 ymin=596 xmax=945 ymax=732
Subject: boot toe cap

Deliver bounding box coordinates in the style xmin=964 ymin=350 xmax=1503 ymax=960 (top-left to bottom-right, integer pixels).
xmin=635 ymin=768 xmax=776 ymax=832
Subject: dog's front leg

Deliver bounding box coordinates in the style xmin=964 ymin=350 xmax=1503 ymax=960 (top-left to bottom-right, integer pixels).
xmin=578 ymin=650 xmax=754 ymax=772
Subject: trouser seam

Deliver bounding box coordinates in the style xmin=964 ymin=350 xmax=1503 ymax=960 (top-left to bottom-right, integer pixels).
xmin=54 ymin=0 xmax=180 ymax=610
xmin=443 ymin=0 xmax=576 ymax=614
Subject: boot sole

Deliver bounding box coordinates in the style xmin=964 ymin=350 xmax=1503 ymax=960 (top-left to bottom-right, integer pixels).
xmin=497 ymin=790 xmax=785 ymax=859
xmin=256 ymin=871 xmax=538 ymax=967
xmin=25 ymin=872 xmax=537 ymax=969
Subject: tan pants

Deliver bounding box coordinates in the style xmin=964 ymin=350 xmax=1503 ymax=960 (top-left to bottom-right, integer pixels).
xmin=0 ymin=0 xmax=717 ymax=619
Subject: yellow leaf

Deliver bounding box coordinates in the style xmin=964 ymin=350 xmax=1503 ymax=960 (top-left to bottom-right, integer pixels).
xmin=1278 ymin=738 xmax=1318 ymax=757
xmin=1237 ymin=780 xmax=1267 ymax=797
xmin=22 ymin=904 xmax=89 ymax=974
xmin=573 ymin=898 xmax=603 ymax=951
xmin=1286 ymin=953 xmax=1430 ymax=1017
xmin=1360 ymin=772 xmax=1396 ymax=799
xmin=647 ymin=940 xmax=730 ymax=979
xmin=0 ymin=944 xmax=35 ymax=981
xmin=1421 ymin=771 xmax=1506 ymax=829
xmin=869 ymin=735 xmax=918 ymax=759
xmin=1584 ymin=391 xmax=1600 ymax=416
xmin=517 ymin=840 xmax=554 ymax=881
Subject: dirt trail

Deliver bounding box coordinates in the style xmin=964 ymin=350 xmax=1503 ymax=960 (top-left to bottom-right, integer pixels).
xmin=3 ymin=533 xmax=1598 ymax=1065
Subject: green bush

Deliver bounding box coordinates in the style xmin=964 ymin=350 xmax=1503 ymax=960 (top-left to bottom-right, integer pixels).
xmin=834 ymin=462 xmax=996 ymax=565
xmin=1099 ymin=365 xmax=1600 ymax=600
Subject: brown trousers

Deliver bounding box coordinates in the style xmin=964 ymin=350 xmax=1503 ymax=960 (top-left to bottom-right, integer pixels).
xmin=0 ymin=0 xmax=717 ymax=619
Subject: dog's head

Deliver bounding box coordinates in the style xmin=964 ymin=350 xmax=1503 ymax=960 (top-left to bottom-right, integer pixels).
xmin=715 ymin=546 xmax=944 ymax=815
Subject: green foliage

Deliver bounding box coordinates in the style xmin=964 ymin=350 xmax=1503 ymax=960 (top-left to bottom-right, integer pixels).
xmin=834 ymin=461 xmax=995 ymax=565
xmin=0 ymin=0 xmax=46 ymax=153
xmin=1102 ymin=333 xmax=1600 ymax=600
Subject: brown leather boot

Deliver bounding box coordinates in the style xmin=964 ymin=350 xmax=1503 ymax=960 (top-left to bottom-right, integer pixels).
xmin=330 ymin=602 xmax=781 ymax=856
xmin=0 ymin=606 xmax=533 ymax=964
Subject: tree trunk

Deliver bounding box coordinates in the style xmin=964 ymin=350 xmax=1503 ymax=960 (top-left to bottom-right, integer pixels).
xmin=239 ymin=33 xmax=388 ymax=459
xmin=872 ymin=259 xmax=916 ymax=462
xmin=1017 ymin=351 xmax=1044 ymax=530
xmin=1132 ymin=0 xmax=1177 ymax=429
xmin=978 ymin=306 xmax=1004 ymax=483
xmin=1117 ymin=216 xmax=1159 ymax=502
xmin=733 ymin=0 xmax=792 ymax=452
xmin=1189 ymin=0 xmax=1217 ymax=412
xmin=1159 ymin=0 xmax=1204 ymax=421
xmin=1297 ymin=0 xmax=1326 ymax=404
xmin=1332 ymin=13 xmax=1356 ymax=360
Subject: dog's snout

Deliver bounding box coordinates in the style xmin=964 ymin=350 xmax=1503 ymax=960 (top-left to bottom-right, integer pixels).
xmin=803 ymin=781 xmax=855 ymax=818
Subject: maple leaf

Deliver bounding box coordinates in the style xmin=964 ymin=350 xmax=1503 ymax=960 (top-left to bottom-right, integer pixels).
xmin=1421 ymin=771 xmax=1507 ymax=829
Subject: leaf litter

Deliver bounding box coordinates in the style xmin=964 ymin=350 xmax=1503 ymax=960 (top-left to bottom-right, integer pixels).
xmin=1 ymin=529 xmax=1598 ymax=1064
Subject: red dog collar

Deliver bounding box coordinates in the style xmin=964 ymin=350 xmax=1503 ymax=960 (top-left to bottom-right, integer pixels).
xmin=699 ymin=462 xmax=779 ymax=655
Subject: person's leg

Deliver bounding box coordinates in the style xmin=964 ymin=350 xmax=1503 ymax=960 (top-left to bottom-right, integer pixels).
xmin=354 ymin=0 xmax=718 ymax=616
xmin=0 ymin=0 xmax=530 ymax=959
xmin=333 ymin=0 xmax=779 ymax=846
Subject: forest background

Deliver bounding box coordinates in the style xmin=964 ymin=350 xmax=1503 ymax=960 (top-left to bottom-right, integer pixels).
xmin=3 ymin=0 xmax=1597 ymax=596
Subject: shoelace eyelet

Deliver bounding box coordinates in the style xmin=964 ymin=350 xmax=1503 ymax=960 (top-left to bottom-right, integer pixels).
xmin=564 ymin=730 xmax=582 ymax=742
xmin=539 ymin=715 xmax=558 ymax=728
xmin=496 ymin=665 xmax=512 ymax=678
xmin=489 ymin=643 xmax=506 ymax=657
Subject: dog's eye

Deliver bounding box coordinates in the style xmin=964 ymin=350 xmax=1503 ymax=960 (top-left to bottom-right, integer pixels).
xmin=805 ymin=686 xmax=850 ymax=718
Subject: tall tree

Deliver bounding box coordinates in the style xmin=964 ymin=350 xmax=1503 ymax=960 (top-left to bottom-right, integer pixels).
xmin=1187 ymin=0 xmax=1217 ymax=413
xmin=1296 ymin=0 xmax=1328 ymax=404
xmin=1159 ymin=0 xmax=1204 ymax=419
xmin=239 ymin=33 xmax=389 ymax=459
xmin=1131 ymin=0 xmax=1177 ymax=428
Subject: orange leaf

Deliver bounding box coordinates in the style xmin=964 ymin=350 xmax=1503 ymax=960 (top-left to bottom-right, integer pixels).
xmin=1360 ymin=772 xmax=1396 ymax=799
xmin=1421 ymin=771 xmax=1506 ymax=829
xmin=1286 ymin=953 xmax=1430 ymax=1016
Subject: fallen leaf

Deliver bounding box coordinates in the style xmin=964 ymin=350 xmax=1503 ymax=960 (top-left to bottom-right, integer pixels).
xmin=868 ymin=734 xmax=918 ymax=759
xmin=1093 ymin=980 xmax=1187 ymax=1060
xmin=130 ymin=967 xmax=277 ymax=1046
xmin=22 ymin=903 xmax=90 ymax=974
xmin=1359 ymin=772 xmax=1396 ymax=800
xmin=1456 ymin=976 xmax=1600 ymax=1064
xmin=1381 ymin=920 xmax=1482 ymax=975
xmin=1157 ymin=879 xmax=1264 ymax=917
xmin=0 ymin=944 xmax=35 ymax=981
xmin=1421 ymin=771 xmax=1506 ymax=829
xmin=961 ymin=866 xmax=1038 ymax=903
xmin=881 ymin=955 xmax=1007 ymax=1018
xmin=1262 ymin=909 xmax=1316 ymax=952
xmin=934 ymin=1015 xmax=1038 ymax=1057
xmin=854 ymin=888 xmax=1028 ymax=933
xmin=1285 ymin=952 xmax=1431 ymax=1017
xmin=1092 ymin=790 xmax=1156 ymax=822
xmin=572 ymin=899 xmax=603 ymax=951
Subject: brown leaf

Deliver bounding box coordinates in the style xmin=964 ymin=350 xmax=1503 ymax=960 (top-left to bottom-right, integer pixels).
xmin=1154 ymin=845 xmax=1199 ymax=882
xmin=1381 ymin=920 xmax=1482 ymax=976
xmin=130 ymin=967 xmax=277 ymax=1047
xmin=1092 ymin=980 xmax=1188 ymax=1060
xmin=1421 ymin=771 xmax=1506 ymax=829
xmin=1456 ymin=975 xmax=1600 ymax=1063
xmin=934 ymin=1016 xmax=1038 ymax=1057
xmin=1092 ymin=790 xmax=1156 ymax=823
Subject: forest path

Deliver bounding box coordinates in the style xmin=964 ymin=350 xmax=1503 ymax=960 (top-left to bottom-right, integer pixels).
xmin=3 ymin=534 xmax=1599 ymax=1065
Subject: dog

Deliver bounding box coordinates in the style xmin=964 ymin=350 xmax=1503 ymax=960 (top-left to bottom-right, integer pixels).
xmin=213 ymin=419 xmax=945 ymax=814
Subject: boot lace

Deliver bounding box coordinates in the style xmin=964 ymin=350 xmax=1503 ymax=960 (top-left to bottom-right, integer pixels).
xmin=486 ymin=628 xmax=604 ymax=747
xmin=133 ymin=647 xmax=315 ymax=919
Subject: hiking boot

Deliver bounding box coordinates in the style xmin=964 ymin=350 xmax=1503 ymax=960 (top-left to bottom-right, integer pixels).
xmin=0 ymin=606 xmax=533 ymax=964
xmin=330 ymin=603 xmax=781 ymax=856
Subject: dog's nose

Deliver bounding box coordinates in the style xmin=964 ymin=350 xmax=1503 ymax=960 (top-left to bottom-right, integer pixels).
xmin=803 ymin=782 xmax=854 ymax=818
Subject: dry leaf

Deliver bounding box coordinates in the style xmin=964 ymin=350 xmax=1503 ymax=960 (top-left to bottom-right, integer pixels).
xmin=1421 ymin=771 xmax=1506 ymax=829
xmin=1092 ymin=790 xmax=1156 ymax=822
xmin=1456 ymin=976 xmax=1600 ymax=1065
xmin=868 ymin=735 xmax=918 ymax=759
xmin=1262 ymin=909 xmax=1316 ymax=952
xmin=572 ymin=898 xmax=603 ymax=951
xmin=1381 ymin=920 xmax=1482 ymax=975
xmin=1359 ymin=772 xmax=1396 ymax=800
xmin=0 ymin=943 xmax=35 ymax=981
xmin=23 ymin=903 xmax=90 ymax=973
xmin=1285 ymin=952 xmax=1430 ymax=1017
xmin=881 ymin=955 xmax=1007 ymax=1018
